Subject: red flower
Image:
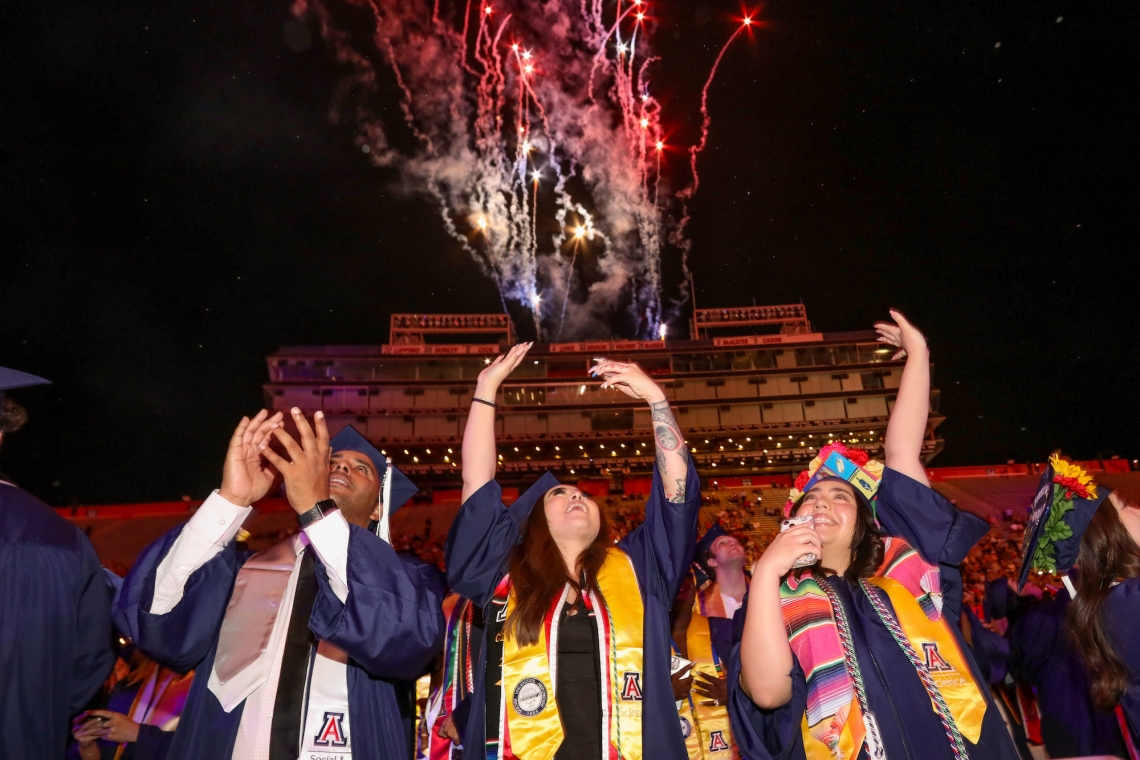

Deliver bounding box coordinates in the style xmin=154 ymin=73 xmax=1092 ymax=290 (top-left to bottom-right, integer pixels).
xmin=846 ymin=449 xmax=870 ymax=467
xmin=1054 ymin=475 xmax=1092 ymax=501
xmin=794 ymin=470 xmax=812 ymax=490
xmin=816 ymin=442 xmax=848 ymax=462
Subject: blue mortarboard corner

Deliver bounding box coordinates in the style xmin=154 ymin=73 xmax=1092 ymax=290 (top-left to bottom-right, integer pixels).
xmin=507 ymin=472 xmax=562 ymax=527
xmin=1017 ymin=454 xmax=1111 ymax=592
xmin=0 ymin=366 xmax=51 ymax=395
xmin=330 ymin=425 xmax=418 ymax=516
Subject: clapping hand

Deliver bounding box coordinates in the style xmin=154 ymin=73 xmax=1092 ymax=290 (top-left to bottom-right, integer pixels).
xmin=874 ymin=309 xmax=928 ymax=361
xmin=218 ymin=410 xmax=284 ymax=507
xmin=259 ymin=408 xmax=332 ymax=515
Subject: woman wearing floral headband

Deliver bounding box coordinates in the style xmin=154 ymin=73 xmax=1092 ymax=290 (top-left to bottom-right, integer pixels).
xmin=445 ymin=343 xmax=701 ymax=760
xmin=730 ymin=311 xmax=1019 ymax=760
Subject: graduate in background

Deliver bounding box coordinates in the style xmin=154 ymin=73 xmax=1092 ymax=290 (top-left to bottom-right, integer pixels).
xmin=731 ymin=312 xmax=1020 ymax=760
xmin=693 ymin=524 xmax=750 ymax=621
xmin=116 ymin=411 xmax=443 ymax=760
xmin=671 ymin=572 xmax=738 ymax=760
xmin=70 ymin=647 xmax=194 ymax=760
xmin=425 ymin=593 xmax=482 ymax=760
xmin=445 ymin=343 xmax=701 ymax=760
xmin=1017 ymin=453 xmax=1140 ymax=750
xmin=0 ymin=365 xmax=115 ymax=760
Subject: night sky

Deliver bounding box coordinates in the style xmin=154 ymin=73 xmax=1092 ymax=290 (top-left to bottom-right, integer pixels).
xmin=3 ymin=0 xmax=1137 ymax=505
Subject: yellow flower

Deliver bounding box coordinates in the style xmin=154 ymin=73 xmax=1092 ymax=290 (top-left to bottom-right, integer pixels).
xmin=1049 ymin=453 xmax=1099 ymax=499
xmin=808 ymin=457 xmax=822 ymax=473
xmin=863 ymin=460 xmax=885 ymax=479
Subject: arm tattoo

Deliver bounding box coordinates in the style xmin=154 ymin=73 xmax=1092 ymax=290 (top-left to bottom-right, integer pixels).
xmin=650 ymin=400 xmax=683 ymax=452
xmin=650 ymin=400 xmax=687 ymax=501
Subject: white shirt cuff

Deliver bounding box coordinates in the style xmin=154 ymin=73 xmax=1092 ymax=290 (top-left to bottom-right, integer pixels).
xmin=151 ymin=491 xmax=252 ymax=615
xmin=304 ymin=509 xmax=351 ymax=603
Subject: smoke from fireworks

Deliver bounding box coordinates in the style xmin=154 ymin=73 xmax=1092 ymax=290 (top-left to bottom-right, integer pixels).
xmin=295 ymin=0 xmax=751 ymax=340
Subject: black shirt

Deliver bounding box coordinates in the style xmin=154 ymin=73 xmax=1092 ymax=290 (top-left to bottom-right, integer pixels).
xmin=555 ymin=596 xmax=602 ymax=759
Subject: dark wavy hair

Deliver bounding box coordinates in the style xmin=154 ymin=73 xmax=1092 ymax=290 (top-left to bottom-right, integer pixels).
xmin=1067 ymin=497 xmax=1140 ymax=710
xmin=505 ymin=493 xmax=612 ymax=646
xmin=791 ymin=481 xmax=885 ymax=582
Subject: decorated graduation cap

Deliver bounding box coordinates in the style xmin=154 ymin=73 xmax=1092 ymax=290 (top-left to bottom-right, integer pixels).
xmin=0 ymin=365 xmax=50 ymax=400
xmin=330 ymin=425 xmax=418 ymax=542
xmin=1017 ymin=453 xmax=1111 ymax=593
xmin=784 ymin=441 xmax=884 ymax=516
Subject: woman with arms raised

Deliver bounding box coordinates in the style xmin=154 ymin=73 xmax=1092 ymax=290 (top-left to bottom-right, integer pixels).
xmin=445 ymin=343 xmax=701 ymax=760
xmin=730 ymin=311 xmax=1020 ymax=760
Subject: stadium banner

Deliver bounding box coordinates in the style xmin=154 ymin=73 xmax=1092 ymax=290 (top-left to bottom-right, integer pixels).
xmin=712 ymin=333 xmax=825 ymax=347
xmin=549 ymin=340 xmax=666 ymax=353
xmin=382 ymin=344 xmax=501 ymax=355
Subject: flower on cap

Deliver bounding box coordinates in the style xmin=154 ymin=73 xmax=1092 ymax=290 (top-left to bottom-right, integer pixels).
xmin=863 ymin=460 xmax=885 ymax=479
xmin=1049 ymin=453 xmax=1097 ymax=500
xmin=784 ymin=440 xmax=883 ymax=516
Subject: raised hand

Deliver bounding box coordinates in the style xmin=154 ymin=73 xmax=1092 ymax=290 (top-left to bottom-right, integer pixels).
xmin=590 ymin=359 xmax=666 ymax=404
xmin=218 ymin=410 xmax=284 ymax=507
xmin=874 ymin=309 xmax=928 ymax=361
xmin=259 ymin=408 xmax=332 ymax=515
xmin=475 ymin=343 xmax=533 ymax=398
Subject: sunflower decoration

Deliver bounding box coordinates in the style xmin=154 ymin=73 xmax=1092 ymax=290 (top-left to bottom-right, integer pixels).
xmin=1019 ymin=452 xmax=1112 ymax=589
xmin=784 ymin=441 xmax=883 ymax=516
xmin=1032 ymin=455 xmax=1099 ymax=573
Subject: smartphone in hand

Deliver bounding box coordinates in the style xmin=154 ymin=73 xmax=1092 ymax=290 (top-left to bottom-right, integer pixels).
xmin=779 ymin=514 xmax=818 ymax=569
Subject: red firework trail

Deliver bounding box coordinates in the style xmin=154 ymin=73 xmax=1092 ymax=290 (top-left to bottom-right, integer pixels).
xmin=298 ymin=0 xmax=754 ymax=340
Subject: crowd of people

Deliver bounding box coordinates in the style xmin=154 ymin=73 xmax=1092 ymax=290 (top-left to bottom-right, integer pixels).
xmin=3 ymin=309 xmax=1140 ymax=760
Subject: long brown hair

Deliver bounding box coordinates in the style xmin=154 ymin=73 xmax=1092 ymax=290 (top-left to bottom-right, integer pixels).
xmin=505 ymin=495 xmax=612 ymax=646
xmin=1068 ymin=498 xmax=1140 ymax=710
xmin=791 ymin=486 xmax=885 ymax=582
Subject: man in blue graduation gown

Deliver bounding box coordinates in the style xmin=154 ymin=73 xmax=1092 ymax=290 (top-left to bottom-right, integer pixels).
xmin=0 ymin=365 xmax=116 ymax=760
xmin=116 ymin=410 xmax=443 ymax=760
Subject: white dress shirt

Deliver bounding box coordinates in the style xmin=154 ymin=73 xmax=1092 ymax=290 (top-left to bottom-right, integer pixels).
xmin=150 ymin=492 xmax=355 ymax=760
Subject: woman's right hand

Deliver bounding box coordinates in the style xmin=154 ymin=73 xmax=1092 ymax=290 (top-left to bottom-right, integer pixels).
xmin=754 ymin=525 xmax=822 ymax=579
xmin=474 ymin=343 xmax=532 ymax=396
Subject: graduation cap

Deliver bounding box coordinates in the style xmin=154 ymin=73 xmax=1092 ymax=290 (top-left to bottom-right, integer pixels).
xmin=0 ymin=366 xmax=50 ymax=401
xmin=506 ymin=471 xmax=561 ymax=527
xmin=688 ymin=528 xmax=725 ymax=569
xmin=1017 ymin=453 xmax=1110 ymax=593
xmin=330 ymin=425 xmax=418 ymax=542
xmin=785 ymin=443 xmax=882 ymax=517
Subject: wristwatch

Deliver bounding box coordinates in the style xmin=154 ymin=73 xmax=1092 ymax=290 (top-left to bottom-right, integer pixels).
xmin=298 ymin=499 xmax=338 ymax=528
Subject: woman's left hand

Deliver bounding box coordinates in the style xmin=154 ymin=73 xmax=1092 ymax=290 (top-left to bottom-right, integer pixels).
xmin=874 ymin=309 xmax=928 ymax=361
xmin=590 ymin=359 xmax=666 ymax=404
xmin=85 ymin=710 xmax=140 ymax=743
xmin=693 ymin=672 xmax=729 ymax=707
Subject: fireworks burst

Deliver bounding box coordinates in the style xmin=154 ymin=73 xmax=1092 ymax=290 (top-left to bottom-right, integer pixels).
xmin=296 ymin=0 xmax=753 ymax=340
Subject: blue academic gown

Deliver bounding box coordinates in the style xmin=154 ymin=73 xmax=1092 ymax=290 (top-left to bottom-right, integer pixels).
xmin=1105 ymin=577 xmax=1140 ymax=745
xmin=445 ymin=457 xmax=701 ymax=760
xmin=727 ymin=468 xmax=1021 ymax=760
xmin=0 ymin=481 xmax=115 ymax=760
xmin=116 ymin=521 xmax=445 ymax=760
xmin=1009 ymin=586 xmax=1126 ymax=756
